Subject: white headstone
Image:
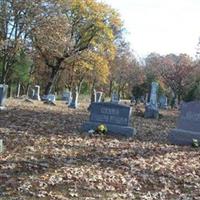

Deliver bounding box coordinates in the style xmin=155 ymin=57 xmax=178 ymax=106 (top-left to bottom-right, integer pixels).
xmin=32 ymin=85 xmax=41 ymax=101
xmin=0 ymin=139 xmax=3 ymax=153
xmin=47 ymin=94 xmax=56 ymax=102
xmin=144 ymin=82 xmax=159 ymax=118
xmin=149 ymin=82 xmax=158 ymax=109
xmin=63 ymin=91 xmax=72 ymax=104
xmin=0 ymin=84 xmax=8 ymax=110
xmin=96 ymin=92 xmax=103 ymax=103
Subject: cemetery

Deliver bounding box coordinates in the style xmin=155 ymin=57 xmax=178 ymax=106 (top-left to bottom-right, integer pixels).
xmin=0 ymin=0 xmax=200 ymax=199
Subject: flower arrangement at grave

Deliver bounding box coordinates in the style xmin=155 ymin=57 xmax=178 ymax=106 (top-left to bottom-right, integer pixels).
xmin=96 ymin=124 xmax=108 ymax=135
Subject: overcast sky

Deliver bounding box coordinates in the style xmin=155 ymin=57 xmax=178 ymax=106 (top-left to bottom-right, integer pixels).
xmin=102 ymin=0 xmax=200 ymax=58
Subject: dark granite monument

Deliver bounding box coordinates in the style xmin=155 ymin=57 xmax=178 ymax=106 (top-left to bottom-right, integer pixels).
xmin=82 ymin=102 xmax=136 ymax=137
xmin=169 ymin=101 xmax=200 ymax=145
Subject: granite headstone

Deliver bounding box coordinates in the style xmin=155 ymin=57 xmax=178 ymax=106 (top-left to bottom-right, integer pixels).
xmin=82 ymin=102 xmax=136 ymax=137
xmin=169 ymin=101 xmax=200 ymax=145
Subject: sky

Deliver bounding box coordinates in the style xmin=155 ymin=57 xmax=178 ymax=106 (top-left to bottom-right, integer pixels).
xmin=102 ymin=0 xmax=200 ymax=58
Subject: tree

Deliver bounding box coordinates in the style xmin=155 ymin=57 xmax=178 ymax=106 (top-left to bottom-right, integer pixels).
xmin=158 ymin=54 xmax=195 ymax=103
xmin=109 ymin=41 xmax=143 ymax=98
xmin=0 ymin=0 xmax=47 ymax=84
xmin=32 ymin=0 xmax=122 ymax=95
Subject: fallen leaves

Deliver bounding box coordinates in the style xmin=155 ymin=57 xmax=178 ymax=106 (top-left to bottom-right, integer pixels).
xmin=0 ymin=99 xmax=200 ymax=199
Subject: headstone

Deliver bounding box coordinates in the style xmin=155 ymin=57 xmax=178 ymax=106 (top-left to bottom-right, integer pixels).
xmin=82 ymin=102 xmax=136 ymax=137
xmin=159 ymin=95 xmax=168 ymax=109
xmin=32 ymin=85 xmax=41 ymax=101
xmin=64 ymin=92 xmax=72 ymax=105
xmin=169 ymin=101 xmax=200 ymax=145
xmin=145 ymin=93 xmax=149 ymax=104
xmin=0 ymin=84 xmax=8 ymax=110
xmin=111 ymin=92 xmax=120 ymax=103
xmin=47 ymin=94 xmax=56 ymax=102
xmin=28 ymin=88 xmax=35 ymax=99
xmin=62 ymin=91 xmax=71 ymax=102
xmin=42 ymin=94 xmax=56 ymax=105
xmin=130 ymin=96 xmax=136 ymax=104
xmin=69 ymin=87 xmax=78 ymax=108
xmin=96 ymin=92 xmax=103 ymax=103
xmin=91 ymin=89 xmax=97 ymax=103
xmin=0 ymin=139 xmax=3 ymax=153
xmin=144 ymin=82 xmax=159 ymax=119
xmin=141 ymin=96 xmax=145 ymax=103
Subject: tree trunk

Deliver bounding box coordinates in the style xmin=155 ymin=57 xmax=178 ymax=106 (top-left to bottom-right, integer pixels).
xmin=117 ymin=85 xmax=121 ymax=98
xmin=171 ymin=93 xmax=177 ymax=109
xmin=44 ymin=68 xmax=59 ymax=95
xmin=178 ymin=94 xmax=181 ymax=105
xmin=78 ymin=79 xmax=83 ymax=94
xmin=7 ymin=82 xmax=13 ymax=98
xmin=109 ymin=80 xmax=113 ymax=97
xmin=1 ymin=57 xmax=9 ymax=84
xmin=26 ymin=83 xmax=30 ymax=96
xmin=90 ymin=80 xmax=96 ymax=103
xmin=69 ymin=85 xmax=78 ymax=108
xmin=16 ymin=82 xmax=21 ymax=97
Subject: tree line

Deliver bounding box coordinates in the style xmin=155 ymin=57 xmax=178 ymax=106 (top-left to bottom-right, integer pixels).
xmin=0 ymin=0 xmax=200 ymax=103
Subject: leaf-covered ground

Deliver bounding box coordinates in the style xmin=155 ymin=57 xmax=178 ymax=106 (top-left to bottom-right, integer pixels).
xmin=0 ymin=99 xmax=200 ymax=200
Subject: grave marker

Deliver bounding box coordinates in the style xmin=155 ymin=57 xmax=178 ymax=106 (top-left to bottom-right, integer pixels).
xmin=0 ymin=84 xmax=8 ymax=110
xmin=111 ymin=92 xmax=120 ymax=104
xmin=96 ymin=91 xmax=103 ymax=103
xmin=0 ymin=139 xmax=3 ymax=153
xmin=32 ymin=85 xmax=41 ymax=101
xmin=169 ymin=101 xmax=200 ymax=145
xmin=82 ymin=102 xmax=136 ymax=137
xmin=159 ymin=95 xmax=168 ymax=109
xmin=144 ymin=82 xmax=159 ymax=119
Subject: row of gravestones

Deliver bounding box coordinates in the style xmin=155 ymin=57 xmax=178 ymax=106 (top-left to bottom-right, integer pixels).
xmin=131 ymin=94 xmax=168 ymax=109
xmin=1 ymin=84 xmax=199 ymax=146
xmin=29 ymin=85 xmax=120 ymax=108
